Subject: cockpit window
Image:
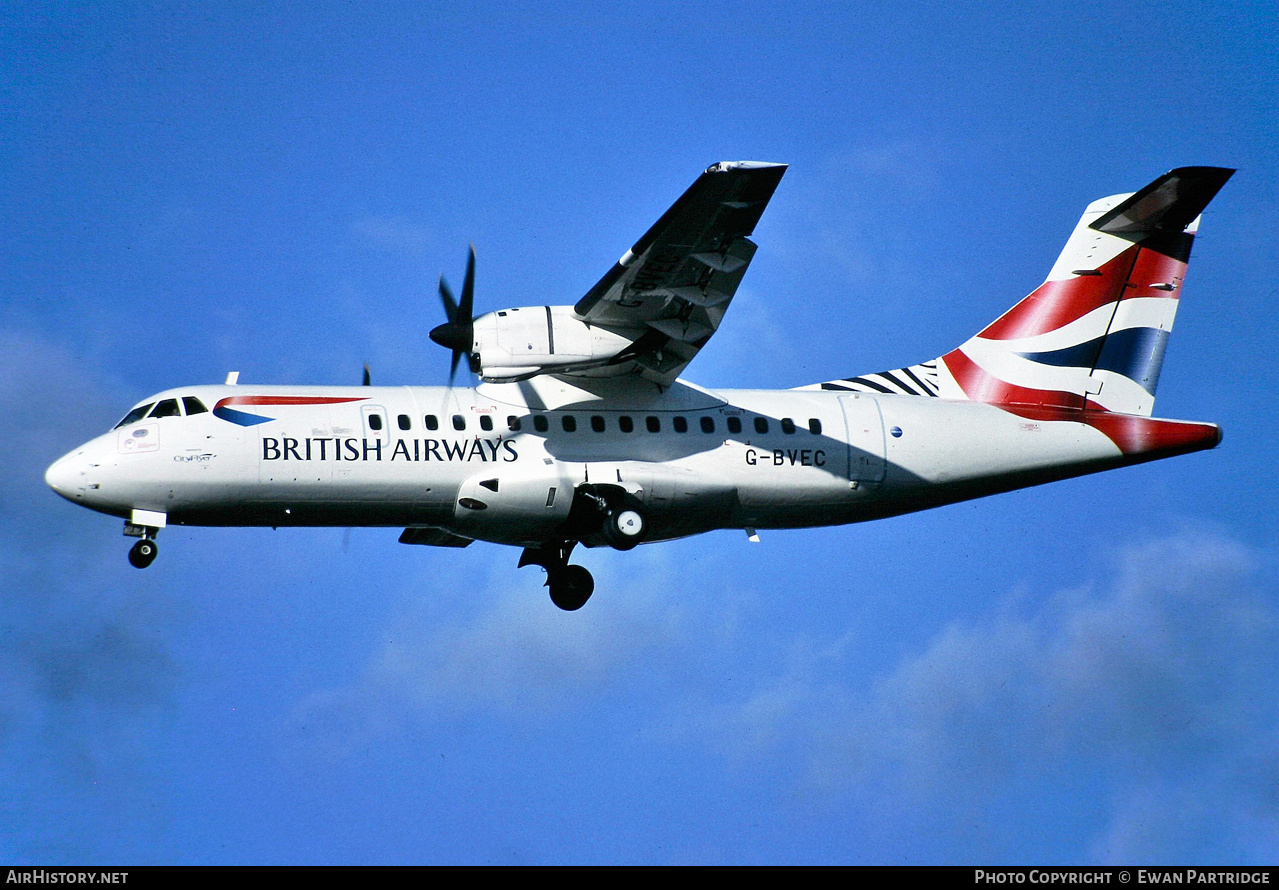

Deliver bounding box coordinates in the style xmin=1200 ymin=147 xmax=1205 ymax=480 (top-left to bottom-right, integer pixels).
xmin=148 ymin=399 xmax=181 ymax=418
xmin=183 ymin=397 xmax=209 ymax=415
xmin=114 ymin=403 xmax=155 ymax=429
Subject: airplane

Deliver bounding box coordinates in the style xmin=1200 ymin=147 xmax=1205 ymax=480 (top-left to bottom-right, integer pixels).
xmin=45 ymin=161 xmax=1233 ymax=610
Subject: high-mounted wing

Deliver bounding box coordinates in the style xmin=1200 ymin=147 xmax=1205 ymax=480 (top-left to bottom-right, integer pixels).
xmin=574 ymin=161 xmax=787 ymax=385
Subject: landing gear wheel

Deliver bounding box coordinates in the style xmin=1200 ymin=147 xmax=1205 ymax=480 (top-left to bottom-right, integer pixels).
xmin=128 ymin=538 xmax=158 ymax=569
xmin=547 ymin=564 xmax=594 ymax=611
xmin=603 ymin=507 xmax=646 ymax=551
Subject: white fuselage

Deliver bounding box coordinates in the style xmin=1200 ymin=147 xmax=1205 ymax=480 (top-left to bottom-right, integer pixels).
xmin=45 ymin=378 xmax=1204 ymax=550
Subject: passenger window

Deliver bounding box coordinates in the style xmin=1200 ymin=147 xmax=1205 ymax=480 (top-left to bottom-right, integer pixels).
xmin=533 ymin=415 xmax=549 ymax=433
xmin=480 ymin=415 xmax=493 ymax=431
xmin=368 ymin=413 xmax=383 ymax=431
xmin=452 ymin=415 xmax=466 ymax=431
xmin=726 ymin=416 xmax=742 ymax=435
xmin=781 ymin=418 xmax=796 ymax=434
xmin=673 ymin=416 xmax=688 ymax=433
xmin=507 ymin=415 xmax=522 ymax=431
xmin=183 ymin=397 xmax=208 ymax=416
xmin=619 ymin=416 xmax=634 ymax=433
xmin=425 ymin=415 xmax=439 ymax=431
xmin=646 ymin=416 xmax=660 ymax=433
xmin=700 ymin=417 xmax=715 ymax=433
xmin=591 ymin=415 xmax=605 ymax=433
xmin=809 ymin=418 xmax=823 ymax=435
xmin=754 ymin=417 xmax=769 ymax=434
xmin=398 ymin=414 xmax=412 ymax=431
xmin=149 ymin=399 xmax=181 ymax=419
xmin=562 ymin=415 xmax=577 ymax=433
xmin=115 ymin=404 xmax=155 ymax=429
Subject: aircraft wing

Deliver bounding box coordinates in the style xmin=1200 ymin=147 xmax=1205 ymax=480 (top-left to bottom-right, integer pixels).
xmin=574 ymin=161 xmax=787 ymax=386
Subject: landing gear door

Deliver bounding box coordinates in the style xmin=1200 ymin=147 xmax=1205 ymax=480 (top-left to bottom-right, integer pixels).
xmin=839 ymin=394 xmax=886 ymax=484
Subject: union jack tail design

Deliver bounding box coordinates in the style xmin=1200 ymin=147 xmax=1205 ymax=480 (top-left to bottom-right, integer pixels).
xmin=808 ymin=167 xmax=1234 ymax=417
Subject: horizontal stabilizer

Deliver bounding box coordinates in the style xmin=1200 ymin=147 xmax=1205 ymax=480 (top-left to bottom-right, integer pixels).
xmin=1091 ymin=166 xmax=1234 ymax=239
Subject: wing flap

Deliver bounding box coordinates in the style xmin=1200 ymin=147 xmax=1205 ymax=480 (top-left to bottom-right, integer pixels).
xmin=398 ymin=527 xmax=473 ymax=548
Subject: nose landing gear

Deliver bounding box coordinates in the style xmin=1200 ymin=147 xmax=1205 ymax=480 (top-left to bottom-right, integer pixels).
xmin=123 ymin=520 xmax=160 ymax=569
xmin=127 ymin=537 xmax=158 ymax=569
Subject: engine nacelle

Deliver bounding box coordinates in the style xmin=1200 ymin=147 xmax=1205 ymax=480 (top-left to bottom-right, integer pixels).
xmin=470 ymin=305 xmax=641 ymax=382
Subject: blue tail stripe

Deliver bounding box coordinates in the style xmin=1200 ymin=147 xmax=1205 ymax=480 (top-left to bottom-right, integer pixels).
xmin=1096 ymin=327 xmax=1169 ymax=394
xmin=1016 ymin=327 xmax=1170 ymax=395
xmin=1016 ymin=339 xmax=1103 ymax=371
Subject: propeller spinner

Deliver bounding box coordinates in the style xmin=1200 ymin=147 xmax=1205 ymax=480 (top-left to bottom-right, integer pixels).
xmin=429 ymin=246 xmax=479 ymax=384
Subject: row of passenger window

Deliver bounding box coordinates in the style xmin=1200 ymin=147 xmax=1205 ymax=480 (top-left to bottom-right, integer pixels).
xmin=374 ymin=412 xmax=824 ymax=436
xmin=115 ymin=397 xmax=209 ymax=428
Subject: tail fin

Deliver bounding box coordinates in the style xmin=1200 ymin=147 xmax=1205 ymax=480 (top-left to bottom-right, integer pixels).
xmin=811 ymin=167 xmax=1233 ymax=416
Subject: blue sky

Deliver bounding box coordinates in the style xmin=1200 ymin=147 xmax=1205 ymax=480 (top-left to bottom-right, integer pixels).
xmin=2 ymin=1 xmax=1277 ymax=864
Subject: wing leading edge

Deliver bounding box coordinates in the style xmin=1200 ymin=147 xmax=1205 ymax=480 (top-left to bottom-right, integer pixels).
xmin=573 ymin=161 xmax=787 ymax=386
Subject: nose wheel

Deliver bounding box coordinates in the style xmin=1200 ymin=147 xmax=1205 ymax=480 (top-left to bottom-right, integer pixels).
xmin=128 ymin=538 xmax=158 ymax=569
xmin=124 ymin=520 xmax=161 ymax=569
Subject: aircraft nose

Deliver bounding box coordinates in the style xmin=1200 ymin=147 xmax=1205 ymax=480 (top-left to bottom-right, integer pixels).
xmin=45 ymin=450 xmax=85 ymax=500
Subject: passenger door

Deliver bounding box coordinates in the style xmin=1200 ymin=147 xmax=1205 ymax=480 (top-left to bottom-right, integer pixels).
xmin=840 ymin=394 xmax=886 ymax=484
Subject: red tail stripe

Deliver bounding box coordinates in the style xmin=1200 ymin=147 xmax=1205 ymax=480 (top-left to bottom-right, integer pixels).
xmin=1123 ymin=248 xmax=1189 ymax=300
xmin=943 ymin=348 xmax=1086 ymax=410
xmin=994 ymin=402 xmax=1220 ymax=456
xmin=979 ymin=247 xmax=1137 ymax=341
xmin=1086 ymin=413 xmax=1219 ymax=456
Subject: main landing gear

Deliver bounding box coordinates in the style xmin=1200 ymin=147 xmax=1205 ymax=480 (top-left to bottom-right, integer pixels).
xmin=519 ymin=542 xmax=595 ymax=611
xmin=124 ymin=522 xmax=159 ymax=569
xmin=572 ymin=488 xmax=646 ymax=552
xmin=547 ymin=565 xmax=594 ymax=611
xmin=602 ymin=505 xmax=645 ymax=551
xmin=518 ymin=490 xmax=649 ymax=610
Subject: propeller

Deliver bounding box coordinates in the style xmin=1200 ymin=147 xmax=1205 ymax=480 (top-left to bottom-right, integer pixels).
xmin=429 ymin=246 xmax=479 ymax=385
xmin=362 ymin=363 xmax=371 ymax=386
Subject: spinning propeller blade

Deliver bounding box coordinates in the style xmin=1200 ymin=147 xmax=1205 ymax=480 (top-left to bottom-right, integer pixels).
xmin=429 ymin=246 xmax=478 ymax=385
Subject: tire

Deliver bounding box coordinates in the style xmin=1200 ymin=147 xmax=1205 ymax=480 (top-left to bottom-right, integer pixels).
xmin=548 ymin=564 xmax=594 ymax=611
xmin=128 ymin=539 xmax=157 ymax=569
xmin=603 ymin=507 xmax=645 ymax=551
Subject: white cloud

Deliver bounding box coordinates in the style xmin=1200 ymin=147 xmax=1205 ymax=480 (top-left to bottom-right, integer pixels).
xmin=282 ymin=546 xmax=701 ymax=756
xmin=281 ymin=527 xmax=1279 ymax=860
xmin=0 ymin=328 xmax=179 ymax=860
xmin=351 ymin=215 xmax=435 ymax=256
xmin=682 ymin=529 xmax=1279 ymax=861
